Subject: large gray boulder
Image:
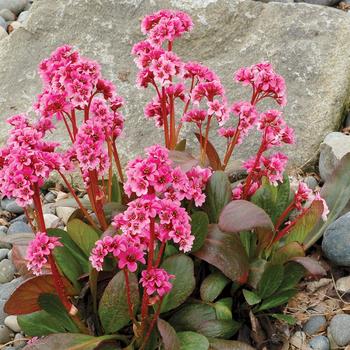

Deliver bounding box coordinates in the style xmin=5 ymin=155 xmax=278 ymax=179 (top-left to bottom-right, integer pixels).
xmin=0 ymin=0 xmax=350 ymax=170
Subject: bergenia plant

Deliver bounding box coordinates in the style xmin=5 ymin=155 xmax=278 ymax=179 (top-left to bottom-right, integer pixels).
xmin=0 ymin=8 xmax=348 ymax=350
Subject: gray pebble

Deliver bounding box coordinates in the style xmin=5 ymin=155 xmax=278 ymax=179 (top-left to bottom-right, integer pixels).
xmin=3 ymin=199 xmax=24 ymax=215
xmin=304 ymin=176 xmax=318 ymax=191
xmin=0 ymin=9 xmax=14 ymax=21
xmin=0 ymin=0 xmax=29 ymax=15
xmin=0 ymin=233 xmax=10 ymax=249
xmin=304 ymin=315 xmax=327 ymax=335
xmin=0 ymin=259 xmax=16 ymax=283
xmin=0 ymin=249 xmax=9 ymax=261
xmin=7 ymin=221 xmax=32 ymax=235
xmin=309 ymin=335 xmax=329 ymax=350
xmin=44 ymin=191 xmax=56 ymax=204
xmin=329 ymin=314 xmax=350 ymax=346
xmin=10 ymin=214 xmax=27 ymax=224
xmin=7 ymin=249 xmax=12 ymax=261
xmin=0 ymin=15 xmax=6 ymax=30
xmin=17 ymin=10 xmax=29 ymax=23
xmin=5 ymin=315 xmax=21 ymax=333
xmin=14 ymin=332 xmax=26 ymax=347
xmin=0 ymin=324 xmax=11 ymax=343
xmin=0 ymin=226 xmax=7 ymax=233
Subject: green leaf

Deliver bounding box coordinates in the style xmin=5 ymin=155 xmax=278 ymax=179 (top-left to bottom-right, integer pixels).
xmin=257 ymin=264 xmax=284 ymax=299
xmin=18 ymin=311 xmax=68 ymax=336
xmin=272 ymin=313 xmax=297 ymax=325
xmin=214 ymin=298 xmax=232 ymax=320
xmin=242 ymin=290 xmax=261 ymax=306
xmin=22 ymin=334 xmax=121 ymax=350
xmin=177 ymin=332 xmax=209 ymax=350
xmin=219 ymin=200 xmax=274 ymax=234
xmin=175 ymin=139 xmax=187 ymax=151
xmin=257 ymin=289 xmax=297 ymax=311
xmin=248 ymin=259 xmax=267 ymax=289
xmin=251 ymin=174 xmax=291 ymax=224
xmin=38 ymin=293 xmax=78 ymax=333
xmin=208 ymin=338 xmax=255 ymax=350
xmin=279 ymin=262 xmax=305 ymax=292
xmin=285 ymin=200 xmax=324 ymax=244
xmin=111 ymin=174 xmax=122 ymax=203
xmin=66 ymin=219 xmax=100 ymax=256
xmin=194 ymin=225 xmax=249 ymax=283
xmin=204 ymin=171 xmax=231 ymax=223
xmin=304 ymin=153 xmax=350 ymax=249
xmin=191 ymin=211 xmax=209 ymax=252
xmin=160 ymin=254 xmax=195 ymax=313
xmin=98 ymin=271 xmax=140 ymax=333
xmin=240 ymin=231 xmax=257 ymax=259
xmin=195 ymin=320 xmax=240 ymax=339
xmin=157 ymin=319 xmax=181 ymax=350
xmin=271 ymin=242 xmax=305 ymax=265
xmin=200 ymin=272 xmax=230 ymax=302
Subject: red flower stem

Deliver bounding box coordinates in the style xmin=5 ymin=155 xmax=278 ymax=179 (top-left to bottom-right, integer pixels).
xmin=168 ymin=40 xmax=173 ymax=52
xmin=111 ymin=139 xmax=125 ymax=183
xmin=169 ymin=94 xmax=176 ymax=149
xmin=58 ymin=171 xmax=99 ymax=230
xmin=222 ymin=128 xmax=241 ymax=170
xmin=274 ymin=200 xmax=296 ymax=231
xmin=161 ymin=87 xmax=170 ymax=148
xmin=61 ymin=113 xmax=75 ymax=143
xmin=70 ymin=110 xmax=78 ymax=139
xmin=155 ymin=241 xmax=166 ymax=268
xmin=140 ymin=298 xmax=164 ymax=350
xmin=147 ymin=218 xmax=155 ymax=270
xmin=200 ymin=115 xmax=212 ymax=165
xmin=123 ymin=269 xmax=136 ymax=324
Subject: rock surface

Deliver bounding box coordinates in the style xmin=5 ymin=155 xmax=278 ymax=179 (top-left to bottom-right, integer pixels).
xmin=329 ymin=314 xmax=350 ymax=346
xmin=0 ymin=0 xmax=350 ymax=168
xmin=322 ymin=212 xmax=350 ymax=266
xmin=303 ymin=315 xmax=327 ymax=335
xmin=319 ymin=132 xmax=350 ymax=181
xmin=0 ymin=0 xmax=28 ymax=15
xmin=308 ymin=335 xmax=329 ymax=350
xmin=0 ymin=259 xmax=15 ymax=283
xmin=4 ymin=315 xmax=21 ymax=333
xmin=336 ymin=276 xmax=350 ymax=293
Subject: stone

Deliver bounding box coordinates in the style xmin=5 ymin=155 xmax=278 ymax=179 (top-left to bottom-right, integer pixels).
xmin=0 ymin=14 xmax=6 ymax=30
xmin=7 ymin=249 xmax=11 ymax=261
xmin=290 ymin=331 xmax=308 ymax=348
xmin=0 ymin=0 xmax=28 ymax=15
xmin=303 ymin=315 xmax=327 ymax=335
xmin=295 ymin=0 xmax=339 ymax=5
xmin=329 ymin=314 xmax=350 ymax=346
xmin=319 ymin=132 xmax=350 ymax=182
xmin=7 ymin=20 xmax=22 ymax=33
xmin=0 ymin=259 xmax=15 ymax=283
xmin=0 ymin=1 xmax=349 ymax=170
xmin=56 ymin=207 xmax=75 ymax=225
xmin=0 ymin=233 xmax=10 ymax=250
xmin=0 ymin=325 xmax=11 ymax=344
xmin=0 ymin=25 xmax=6 ymax=40
xmin=0 ymin=227 xmax=6 ymax=234
xmin=44 ymin=191 xmax=56 ymax=204
xmin=309 ymin=336 xmax=329 ymax=350
xmin=13 ymin=332 xmax=26 ymax=347
xmin=17 ymin=10 xmax=29 ymax=23
xmin=304 ymin=176 xmax=318 ymax=191
xmin=4 ymin=315 xmax=21 ymax=333
xmin=336 ymin=276 xmax=350 ymax=293
xmin=7 ymin=221 xmax=32 ymax=235
xmin=3 ymin=199 xmax=24 ymax=215
xmin=43 ymin=203 xmax=56 ymax=215
xmin=10 ymin=215 xmax=27 ymax=224
xmin=0 ymin=249 xmax=9 ymax=261
xmin=43 ymin=213 xmax=60 ymax=228
xmin=0 ymin=9 xmax=14 ymax=21
xmin=322 ymin=212 xmax=350 ymax=266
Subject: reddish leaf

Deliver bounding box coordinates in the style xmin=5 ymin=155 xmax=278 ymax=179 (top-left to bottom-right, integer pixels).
xmin=193 ymin=224 xmax=249 ymax=282
xmin=271 ymin=242 xmax=305 ymax=265
xmin=219 ymin=200 xmax=274 ymax=233
xmin=195 ymin=132 xmax=222 ymax=170
xmin=168 ymin=150 xmax=199 ymax=172
xmin=290 ymin=257 xmax=326 ymax=277
xmin=157 ymin=318 xmax=180 ymax=350
xmin=11 ymin=245 xmax=30 ymax=275
xmin=4 ymin=274 xmax=77 ymax=315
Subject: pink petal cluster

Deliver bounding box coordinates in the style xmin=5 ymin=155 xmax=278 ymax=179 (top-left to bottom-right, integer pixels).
xmin=26 ymin=232 xmax=62 ymax=275
xmin=140 ymin=268 xmax=174 ymax=297
xmin=0 ymin=114 xmax=61 ymax=206
xmin=234 ymin=61 xmax=287 ymax=106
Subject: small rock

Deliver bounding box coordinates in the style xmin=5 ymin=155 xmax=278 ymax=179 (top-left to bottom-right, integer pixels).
xmin=329 ymin=314 xmax=350 ymax=347
xmin=56 ymin=191 xmax=69 ymax=201
xmin=319 ymin=132 xmax=350 ymax=182
xmin=290 ymin=331 xmax=308 ymax=348
xmin=0 ymin=259 xmax=15 ymax=283
xmin=4 ymin=315 xmax=21 ymax=333
xmin=322 ymin=212 xmax=350 ymax=266
xmin=0 ymin=226 xmax=7 ymax=233
xmin=309 ymin=335 xmax=329 ymax=350
xmin=44 ymin=191 xmax=56 ymax=204
xmin=0 ymin=0 xmax=29 ymax=15
xmin=304 ymin=176 xmax=318 ymax=191
xmin=43 ymin=203 xmax=56 ymax=215
xmin=0 ymin=324 xmax=11 ymax=343
xmin=0 ymin=249 xmax=9 ymax=261
xmin=0 ymin=233 xmax=10 ymax=249
xmin=336 ymin=276 xmax=350 ymax=294
xmin=3 ymin=200 xmax=24 ymax=215
xmin=10 ymin=214 xmax=27 ymax=224
xmin=17 ymin=10 xmax=29 ymax=23
xmin=303 ymin=315 xmax=327 ymax=335
xmin=0 ymin=9 xmax=14 ymax=21
xmin=44 ymin=214 xmax=60 ymax=229
xmin=7 ymin=21 xmax=22 ymax=33
xmin=7 ymin=221 xmax=32 ymax=235
xmin=7 ymin=249 xmax=11 ymax=261
xmin=56 ymin=207 xmax=75 ymax=225
xmin=14 ymin=332 xmax=26 ymax=347
xmin=0 ymin=15 xmax=6 ymax=30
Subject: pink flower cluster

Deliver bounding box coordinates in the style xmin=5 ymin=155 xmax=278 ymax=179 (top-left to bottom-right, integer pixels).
xmin=27 ymin=232 xmax=62 ymax=275
xmin=0 ymin=114 xmax=61 ymax=206
xmin=140 ymin=268 xmax=174 ymax=297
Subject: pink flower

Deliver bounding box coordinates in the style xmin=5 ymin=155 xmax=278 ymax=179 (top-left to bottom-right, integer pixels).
xmin=313 ymin=193 xmax=329 ymax=221
xmin=118 ymin=246 xmax=146 ymax=272
xmin=294 ymin=182 xmax=313 ymax=210
xmin=140 ymin=268 xmax=174 ymax=297
xmin=27 ymin=232 xmax=62 ymax=275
